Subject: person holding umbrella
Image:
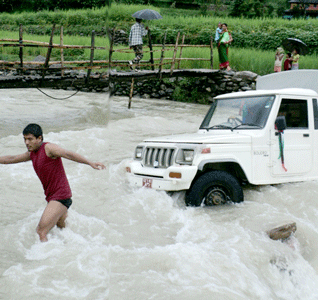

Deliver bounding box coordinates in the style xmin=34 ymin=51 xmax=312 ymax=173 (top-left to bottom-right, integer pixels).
xmin=128 ymin=9 xmax=162 ymax=71
xmin=128 ymin=18 xmax=148 ymax=71
xmin=282 ymin=38 xmax=308 ymax=71
xmin=291 ymin=48 xmax=300 ymax=70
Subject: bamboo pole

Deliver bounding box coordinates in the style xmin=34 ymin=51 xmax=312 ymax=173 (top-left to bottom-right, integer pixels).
xmin=18 ymin=24 xmax=23 ymax=73
xmin=153 ymin=44 xmax=210 ymax=48
xmin=109 ymin=28 xmax=115 ymax=70
xmin=128 ymin=78 xmax=134 ymax=109
xmin=41 ymin=24 xmax=55 ymax=83
xmin=0 ymin=42 xmax=107 ymax=51
xmin=86 ymin=30 xmax=95 ymax=84
xmin=60 ymin=26 xmax=64 ymax=76
xmin=0 ymin=39 xmax=207 ymax=48
xmin=158 ymin=32 xmax=167 ymax=80
xmin=177 ymin=34 xmax=185 ymax=69
xmin=210 ymin=36 xmax=213 ymax=69
xmin=148 ymin=29 xmax=154 ymax=71
xmin=170 ymin=32 xmax=180 ymax=75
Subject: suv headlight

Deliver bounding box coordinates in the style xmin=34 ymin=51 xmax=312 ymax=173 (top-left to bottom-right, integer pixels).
xmin=135 ymin=146 xmax=143 ymax=160
xmin=176 ymin=149 xmax=194 ymax=164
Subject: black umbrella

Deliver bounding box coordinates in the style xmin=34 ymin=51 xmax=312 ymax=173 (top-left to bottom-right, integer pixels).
xmin=132 ymin=9 xmax=162 ymax=20
xmin=282 ymin=38 xmax=309 ymax=55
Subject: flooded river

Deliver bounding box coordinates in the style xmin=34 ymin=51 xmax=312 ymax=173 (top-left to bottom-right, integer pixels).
xmin=0 ymin=89 xmax=318 ymax=299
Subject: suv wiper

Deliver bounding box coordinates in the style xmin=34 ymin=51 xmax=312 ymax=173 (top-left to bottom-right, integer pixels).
xmin=231 ymin=123 xmax=262 ymax=130
xmin=206 ymin=124 xmax=233 ymax=130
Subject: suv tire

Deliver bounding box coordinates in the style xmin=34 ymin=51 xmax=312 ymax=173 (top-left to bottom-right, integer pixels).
xmin=185 ymin=170 xmax=244 ymax=206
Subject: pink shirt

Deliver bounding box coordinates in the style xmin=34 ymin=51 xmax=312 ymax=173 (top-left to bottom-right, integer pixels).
xmin=30 ymin=142 xmax=72 ymax=201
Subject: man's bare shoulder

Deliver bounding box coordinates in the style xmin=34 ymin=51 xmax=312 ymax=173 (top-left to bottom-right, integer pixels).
xmin=44 ymin=142 xmax=65 ymax=158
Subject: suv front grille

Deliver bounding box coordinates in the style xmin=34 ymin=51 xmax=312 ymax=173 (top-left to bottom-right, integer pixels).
xmin=144 ymin=147 xmax=176 ymax=168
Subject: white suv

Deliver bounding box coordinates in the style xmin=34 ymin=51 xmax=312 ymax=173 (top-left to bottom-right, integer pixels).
xmin=126 ymin=70 xmax=318 ymax=206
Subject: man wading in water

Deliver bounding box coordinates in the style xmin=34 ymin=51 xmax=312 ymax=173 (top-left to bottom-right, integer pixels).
xmin=0 ymin=124 xmax=106 ymax=242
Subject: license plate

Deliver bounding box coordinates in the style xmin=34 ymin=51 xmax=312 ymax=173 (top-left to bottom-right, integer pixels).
xmin=142 ymin=178 xmax=152 ymax=188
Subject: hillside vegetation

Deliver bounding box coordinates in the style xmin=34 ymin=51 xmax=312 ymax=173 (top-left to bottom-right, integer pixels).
xmin=0 ymin=4 xmax=317 ymax=52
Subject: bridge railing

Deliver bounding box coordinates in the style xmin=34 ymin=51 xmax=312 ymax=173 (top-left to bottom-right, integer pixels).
xmin=0 ymin=24 xmax=215 ymax=77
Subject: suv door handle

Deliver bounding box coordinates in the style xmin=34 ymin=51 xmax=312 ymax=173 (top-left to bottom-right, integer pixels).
xmin=303 ymin=134 xmax=309 ymax=137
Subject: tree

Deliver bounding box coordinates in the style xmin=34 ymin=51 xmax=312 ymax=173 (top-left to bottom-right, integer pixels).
xmin=229 ymin=0 xmax=275 ymax=18
xmin=229 ymin=0 xmax=250 ymax=17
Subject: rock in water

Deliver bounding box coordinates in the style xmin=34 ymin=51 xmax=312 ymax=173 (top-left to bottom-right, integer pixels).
xmin=267 ymin=222 xmax=297 ymax=240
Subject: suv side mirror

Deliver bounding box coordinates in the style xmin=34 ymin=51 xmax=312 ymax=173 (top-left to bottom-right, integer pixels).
xmin=275 ymin=116 xmax=287 ymax=131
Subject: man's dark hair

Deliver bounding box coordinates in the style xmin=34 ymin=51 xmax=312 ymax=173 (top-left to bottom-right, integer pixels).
xmin=136 ymin=18 xmax=142 ymax=23
xmin=23 ymin=123 xmax=43 ymax=139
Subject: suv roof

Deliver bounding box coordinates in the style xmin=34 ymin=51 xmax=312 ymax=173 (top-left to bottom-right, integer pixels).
xmin=215 ymin=88 xmax=318 ymax=100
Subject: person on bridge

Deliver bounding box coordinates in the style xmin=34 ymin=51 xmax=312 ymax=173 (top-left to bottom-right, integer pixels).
xmin=218 ymin=23 xmax=233 ymax=71
xmin=214 ymin=22 xmax=223 ymax=44
xmin=291 ymin=48 xmax=300 ymax=70
xmin=0 ymin=123 xmax=106 ymax=242
xmin=274 ymin=47 xmax=284 ymax=72
xmin=284 ymin=52 xmax=292 ymax=71
xmin=128 ymin=18 xmax=148 ymax=71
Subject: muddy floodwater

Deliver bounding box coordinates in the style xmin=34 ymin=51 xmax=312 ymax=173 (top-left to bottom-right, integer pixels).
xmin=0 ymin=89 xmax=318 ymax=300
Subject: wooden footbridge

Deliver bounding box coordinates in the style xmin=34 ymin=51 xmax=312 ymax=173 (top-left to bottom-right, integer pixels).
xmin=0 ymin=24 xmax=218 ymax=89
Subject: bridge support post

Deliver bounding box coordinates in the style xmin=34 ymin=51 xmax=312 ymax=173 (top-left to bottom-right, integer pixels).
xmin=210 ymin=36 xmax=214 ymax=69
xmin=170 ymin=32 xmax=180 ymax=76
xmin=158 ymin=32 xmax=167 ymax=81
xmin=177 ymin=34 xmax=185 ymax=69
xmin=128 ymin=78 xmax=134 ymax=109
xmin=41 ymin=24 xmax=55 ymax=86
xmin=148 ymin=29 xmax=154 ymax=71
xmin=60 ymin=26 xmax=64 ymax=76
xmin=18 ymin=24 xmax=23 ymax=75
xmin=86 ymin=30 xmax=95 ymax=84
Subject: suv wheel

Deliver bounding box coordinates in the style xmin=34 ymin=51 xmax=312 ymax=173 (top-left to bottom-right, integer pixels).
xmin=185 ymin=170 xmax=244 ymax=206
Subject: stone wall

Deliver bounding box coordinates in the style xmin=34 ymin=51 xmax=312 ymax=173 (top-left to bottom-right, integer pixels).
xmin=111 ymin=70 xmax=258 ymax=103
xmin=0 ymin=68 xmax=258 ymax=103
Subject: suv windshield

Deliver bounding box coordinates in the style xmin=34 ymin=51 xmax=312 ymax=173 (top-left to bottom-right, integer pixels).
xmin=200 ymin=95 xmax=275 ymax=130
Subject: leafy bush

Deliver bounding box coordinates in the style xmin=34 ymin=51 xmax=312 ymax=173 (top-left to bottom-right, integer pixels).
xmin=172 ymin=78 xmax=210 ymax=103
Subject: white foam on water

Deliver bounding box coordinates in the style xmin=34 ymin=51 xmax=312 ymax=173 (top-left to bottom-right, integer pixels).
xmin=2 ymin=210 xmax=111 ymax=300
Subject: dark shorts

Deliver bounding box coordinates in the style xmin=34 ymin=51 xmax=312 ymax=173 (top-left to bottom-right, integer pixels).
xmin=53 ymin=198 xmax=72 ymax=209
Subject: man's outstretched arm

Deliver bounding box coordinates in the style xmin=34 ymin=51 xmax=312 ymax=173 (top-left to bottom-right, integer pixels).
xmin=45 ymin=143 xmax=106 ymax=170
xmin=0 ymin=152 xmax=30 ymax=164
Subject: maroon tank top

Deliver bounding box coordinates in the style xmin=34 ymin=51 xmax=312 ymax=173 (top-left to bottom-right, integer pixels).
xmin=30 ymin=142 xmax=72 ymax=201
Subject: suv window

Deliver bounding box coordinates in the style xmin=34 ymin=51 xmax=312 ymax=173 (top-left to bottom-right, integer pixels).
xmin=278 ymin=99 xmax=308 ymax=129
